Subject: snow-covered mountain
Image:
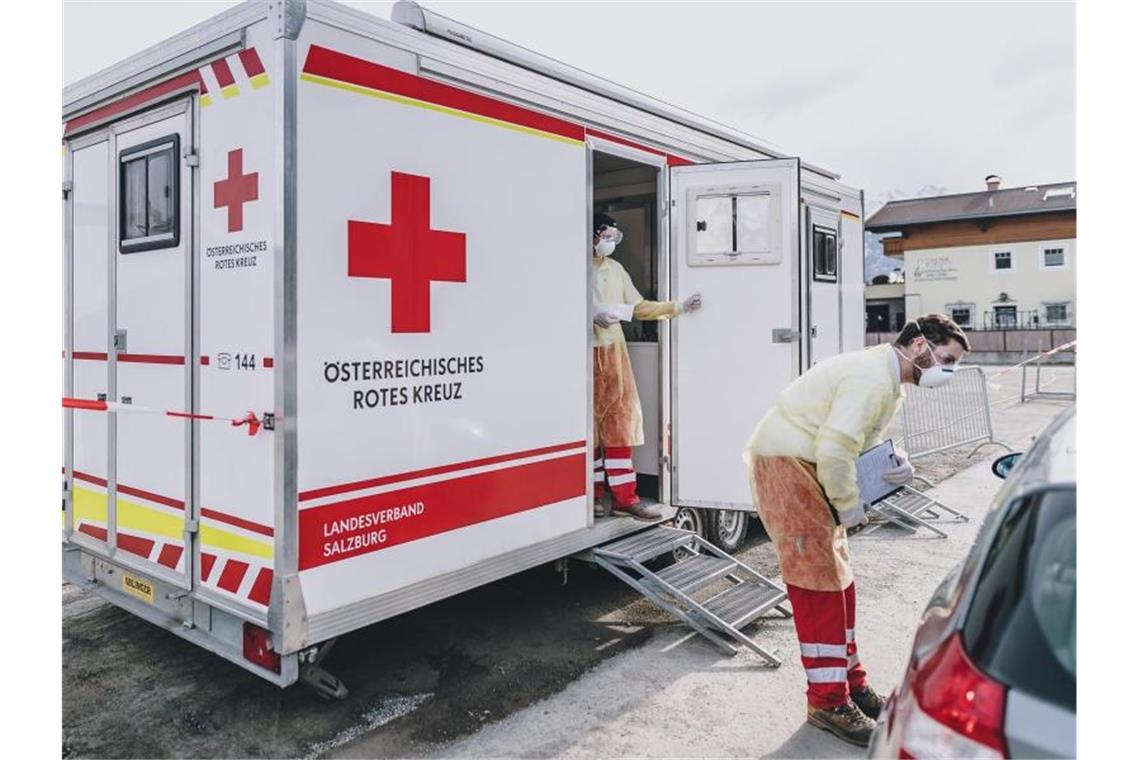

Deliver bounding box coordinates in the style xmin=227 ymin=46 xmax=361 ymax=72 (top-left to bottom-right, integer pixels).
xmin=862 ymin=185 xmax=948 ymax=284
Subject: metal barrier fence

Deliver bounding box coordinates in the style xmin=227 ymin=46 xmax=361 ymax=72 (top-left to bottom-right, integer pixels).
xmin=1021 ymin=348 xmax=1077 ymax=403
xmin=900 ymin=366 xmax=1013 ymax=461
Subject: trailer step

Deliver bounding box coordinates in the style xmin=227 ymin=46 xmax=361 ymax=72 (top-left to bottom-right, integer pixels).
xmin=593 ymin=525 xmax=791 ymax=666
xmin=655 ymin=554 xmax=736 ymax=594
xmin=859 ymin=484 xmax=969 ymax=539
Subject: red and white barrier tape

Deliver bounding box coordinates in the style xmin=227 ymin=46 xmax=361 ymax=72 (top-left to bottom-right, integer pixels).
xmin=62 ymin=397 xmax=265 ymax=436
xmin=985 ymin=339 xmax=1076 ymax=379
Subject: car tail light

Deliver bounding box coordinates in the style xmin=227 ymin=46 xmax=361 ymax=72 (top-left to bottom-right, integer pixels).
xmin=243 ymin=622 xmax=281 ymax=674
xmin=899 ymin=632 xmax=1007 ymax=759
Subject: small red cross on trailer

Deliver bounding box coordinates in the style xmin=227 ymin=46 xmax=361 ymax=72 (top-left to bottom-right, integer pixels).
xmin=348 ymin=172 xmax=467 ymax=334
xmin=213 ymin=148 xmax=259 ymax=232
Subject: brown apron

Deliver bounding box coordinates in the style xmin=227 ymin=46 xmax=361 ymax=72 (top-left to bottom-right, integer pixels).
xmin=747 ymin=454 xmax=853 ymax=592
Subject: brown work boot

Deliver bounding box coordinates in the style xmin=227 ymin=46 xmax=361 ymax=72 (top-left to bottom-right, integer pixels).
xmin=806 ymin=700 xmax=876 ymax=748
xmin=850 ymin=685 xmax=885 ymax=721
xmin=613 ymin=502 xmax=662 ymax=521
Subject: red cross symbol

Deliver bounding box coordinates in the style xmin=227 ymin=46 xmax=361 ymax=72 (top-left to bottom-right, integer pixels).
xmin=213 ymin=149 xmax=259 ymax=232
xmin=348 ymin=172 xmax=467 ymax=334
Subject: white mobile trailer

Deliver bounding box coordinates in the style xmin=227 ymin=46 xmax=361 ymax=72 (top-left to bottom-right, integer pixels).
xmin=62 ymin=0 xmax=866 ymax=689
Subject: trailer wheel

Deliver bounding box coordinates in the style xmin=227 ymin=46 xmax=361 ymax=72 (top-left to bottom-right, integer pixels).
xmin=707 ymin=510 xmax=750 ymax=554
xmin=670 ymin=506 xmax=708 ymax=564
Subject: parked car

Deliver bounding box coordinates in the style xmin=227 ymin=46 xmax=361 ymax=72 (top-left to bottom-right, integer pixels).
xmin=869 ymin=406 xmax=1075 ymax=759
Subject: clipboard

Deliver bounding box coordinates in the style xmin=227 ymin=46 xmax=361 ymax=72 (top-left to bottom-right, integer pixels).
xmin=856 ymin=439 xmax=904 ymax=507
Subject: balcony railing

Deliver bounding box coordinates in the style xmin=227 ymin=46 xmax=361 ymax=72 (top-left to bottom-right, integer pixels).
xmin=980 ymin=309 xmax=1070 ymax=330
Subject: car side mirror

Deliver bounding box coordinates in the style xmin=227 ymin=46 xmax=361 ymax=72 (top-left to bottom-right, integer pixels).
xmin=991 ymin=452 xmax=1023 ymax=479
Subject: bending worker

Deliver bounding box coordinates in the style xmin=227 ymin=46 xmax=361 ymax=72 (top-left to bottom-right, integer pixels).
xmin=744 ymin=313 xmax=969 ymax=747
xmin=592 ymin=212 xmax=701 ymax=520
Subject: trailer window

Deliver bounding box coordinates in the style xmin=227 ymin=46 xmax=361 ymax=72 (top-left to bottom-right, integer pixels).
xmin=812 ymin=226 xmax=837 ymax=282
xmin=695 ymin=192 xmax=772 ymax=256
xmin=119 ymin=134 xmax=179 ymax=253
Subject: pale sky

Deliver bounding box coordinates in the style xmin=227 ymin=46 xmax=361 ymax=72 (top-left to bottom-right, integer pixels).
xmin=63 ymin=0 xmax=1075 ymax=210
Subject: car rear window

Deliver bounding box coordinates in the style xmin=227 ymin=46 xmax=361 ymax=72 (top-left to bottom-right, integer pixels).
xmin=962 ymin=487 xmax=1076 ymax=711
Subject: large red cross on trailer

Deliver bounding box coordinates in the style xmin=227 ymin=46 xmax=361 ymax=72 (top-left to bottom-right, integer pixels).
xmin=348 ymin=172 xmax=467 ymax=334
xmin=61 ymin=0 xmax=866 ymax=694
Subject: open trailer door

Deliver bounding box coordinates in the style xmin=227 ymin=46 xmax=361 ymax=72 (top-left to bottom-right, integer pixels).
xmin=669 ymin=158 xmax=801 ymax=511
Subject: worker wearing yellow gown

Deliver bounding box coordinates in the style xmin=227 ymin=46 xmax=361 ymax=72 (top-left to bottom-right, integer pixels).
xmin=744 ymin=313 xmax=969 ymax=747
xmin=592 ymin=213 xmax=701 ymax=520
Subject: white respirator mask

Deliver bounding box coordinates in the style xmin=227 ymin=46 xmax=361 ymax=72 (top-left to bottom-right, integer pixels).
xmin=898 ymin=341 xmax=957 ymax=389
xmin=594 ymin=239 xmax=616 ymax=257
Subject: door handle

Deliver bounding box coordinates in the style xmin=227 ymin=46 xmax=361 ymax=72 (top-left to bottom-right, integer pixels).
xmin=113 ymin=329 xmax=127 ymax=353
xmin=96 ymin=393 xmax=107 ymax=402
xmin=120 ymin=396 xmax=132 ymax=405
xmin=810 ymin=325 xmax=819 ymax=338
xmin=772 ymin=329 xmax=801 ymax=343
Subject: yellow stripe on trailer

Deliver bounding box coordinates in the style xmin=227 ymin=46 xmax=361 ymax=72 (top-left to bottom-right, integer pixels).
xmin=73 ymin=485 xmax=108 ymax=525
xmin=199 ymin=524 xmax=273 ymax=560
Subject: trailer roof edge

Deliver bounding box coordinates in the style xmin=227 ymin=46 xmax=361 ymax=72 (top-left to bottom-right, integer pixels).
xmin=389 ymin=0 xmax=841 ymax=181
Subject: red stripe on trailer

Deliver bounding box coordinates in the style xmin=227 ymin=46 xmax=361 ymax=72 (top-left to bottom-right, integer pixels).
xmin=73 ymin=351 xmax=109 ymax=361
xmin=238 ymin=48 xmax=266 ymax=78
xmin=64 ymin=69 xmax=207 ymax=136
xmin=63 ymin=397 xmax=108 ymax=412
xmin=262 ymin=357 xmax=274 ymax=368
xmin=201 ymin=552 xmax=218 ymax=582
xmin=157 ymin=544 xmax=184 ymax=569
xmin=217 ymin=559 xmax=249 ymax=593
xmin=118 ymin=353 xmax=186 ymax=365
xmin=248 ymin=567 xmax=273 ymax=605
xmin=302 ymin=45 xmax=586 ymax=143
xmin=116 ymin=483 xmax=184 ymax=511
xmin=211 ymin=58 xmax=237 ymax=88
xmin=117 ymin=532 xmax=156 ymax=559
xmin=584 ymin=127 xmax=693 ymax=167
xmin=299 ymin=440 xmax=587 ymax=501
xmin=201 ymin=508 xmax=274 ymax=538
xmin=298 ymin=452 xmax=587 ymax=570
xmin=73 ymin=470 xmax=108 ymax=488
xmin=78 ymin=523 xmax=108 ymax=542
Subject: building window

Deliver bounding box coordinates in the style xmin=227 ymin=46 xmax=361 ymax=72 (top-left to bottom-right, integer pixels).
xmin=1043 ymin=302 xmax=1072 ymax=325
xmin=1042 ymin=246 xmax=1066 ymax=268
xmin=119 ymin=134 xmax=180 ymax=253
xmin=948 ymin=303 xmax=975 ymax=329
xmin=993 ymin=250 xmax=1013 ymax=271
xmin=813 ymin=226 xmax=837 ymax=282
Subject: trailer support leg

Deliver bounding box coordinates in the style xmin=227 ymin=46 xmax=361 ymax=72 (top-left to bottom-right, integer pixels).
xmin=299 ymin=638 xmax=349 ymax=700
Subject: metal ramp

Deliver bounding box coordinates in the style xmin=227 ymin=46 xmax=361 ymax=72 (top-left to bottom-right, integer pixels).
xmin=593 ymin=526 xmax=791 ymax=666
xmin=861 ymin=485 xmax=968 ymax=538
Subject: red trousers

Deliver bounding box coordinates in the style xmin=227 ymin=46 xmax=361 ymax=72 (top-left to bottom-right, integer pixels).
xmin=593 ymin=446 xmax=639 ymax=507
xmin=785 ymin=582 xmax=868 ymax=709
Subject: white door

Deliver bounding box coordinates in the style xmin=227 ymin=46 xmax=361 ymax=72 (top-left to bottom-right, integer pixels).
xmin=806 ymin=204 xmax=842 ymax=366
xmin=110 ymin=103 xmax=194 ymax=588
xmin=670 ymin=159 xmax=800 ymax=511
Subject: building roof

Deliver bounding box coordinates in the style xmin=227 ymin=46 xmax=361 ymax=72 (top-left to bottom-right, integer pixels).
xmin=865 ymin=182 xmax=1076 ymax=231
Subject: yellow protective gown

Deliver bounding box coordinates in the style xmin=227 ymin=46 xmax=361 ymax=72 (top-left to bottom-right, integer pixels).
xmin=592 ymin=256 xmax=678 ymax=447
xmin=744 ymin=343 xmax=903 ymax=591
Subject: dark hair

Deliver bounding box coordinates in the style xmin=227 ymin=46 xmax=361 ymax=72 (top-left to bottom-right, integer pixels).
xmin=893 ymin=313 xmax=971 ymax=352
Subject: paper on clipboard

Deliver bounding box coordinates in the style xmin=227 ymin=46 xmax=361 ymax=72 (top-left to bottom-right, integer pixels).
xmin=595 ymin=302 xmax=634 ymax=322
xmin=856 ymin=439 xmax=902 ymax=506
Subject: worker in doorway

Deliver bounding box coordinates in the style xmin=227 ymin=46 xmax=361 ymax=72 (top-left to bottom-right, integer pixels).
xmin=593 ymin=212 xmax=701 ymax=520
xmin=743 ymin=314 xmax=969 ymax=747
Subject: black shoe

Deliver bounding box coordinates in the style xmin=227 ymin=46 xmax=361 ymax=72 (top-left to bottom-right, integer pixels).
xmin=851 ymin=685 xmax=885 ymax=721
xmin=806 ymin=700 xmax=875 ymax=748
